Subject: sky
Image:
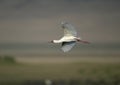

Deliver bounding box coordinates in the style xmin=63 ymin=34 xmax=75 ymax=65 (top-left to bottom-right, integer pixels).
xmin=0 ymin=0 xmax=120 ymax=44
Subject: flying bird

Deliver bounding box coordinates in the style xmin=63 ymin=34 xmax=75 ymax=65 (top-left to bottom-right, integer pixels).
xmin=51 ymin=21 xmax=90 ymax=52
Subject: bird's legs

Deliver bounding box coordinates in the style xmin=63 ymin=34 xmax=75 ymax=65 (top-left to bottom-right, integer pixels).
xmin=76 ymin=38 xmax=90 ymax=44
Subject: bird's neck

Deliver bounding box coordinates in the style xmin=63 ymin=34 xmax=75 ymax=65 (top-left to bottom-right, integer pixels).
xmin=53 ymin=40 xmax=62 ymax=43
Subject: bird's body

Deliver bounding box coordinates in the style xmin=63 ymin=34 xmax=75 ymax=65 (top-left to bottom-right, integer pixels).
xmin=53 ymin=36 xmax=78 ymax=43
xmin=51 ymin=21 xmax=89 ymax=52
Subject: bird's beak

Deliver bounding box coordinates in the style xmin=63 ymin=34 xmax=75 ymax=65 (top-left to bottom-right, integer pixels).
xmin=49 ymin=40 xmax=53 ymax=43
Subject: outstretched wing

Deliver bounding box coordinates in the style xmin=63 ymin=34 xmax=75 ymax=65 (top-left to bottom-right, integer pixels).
xmin=61 ymin=21 xmax=77 ymax=37
xmin=61 ymin=41 xmax=76 ymax=52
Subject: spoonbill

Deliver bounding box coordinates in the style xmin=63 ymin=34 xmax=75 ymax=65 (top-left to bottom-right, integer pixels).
xmin=51 ymin=21 xmax=90 ymax=52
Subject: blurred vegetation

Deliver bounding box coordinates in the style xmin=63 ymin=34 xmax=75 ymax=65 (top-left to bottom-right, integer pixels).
xmin=0 ymin=55 xmax=16 ymax=64
xmin=0 ymin=56 xmax=120 ymax=85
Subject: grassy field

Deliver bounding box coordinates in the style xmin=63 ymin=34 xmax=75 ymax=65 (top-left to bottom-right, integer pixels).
xmin=0 ymin=56 xmax=120 ymax=85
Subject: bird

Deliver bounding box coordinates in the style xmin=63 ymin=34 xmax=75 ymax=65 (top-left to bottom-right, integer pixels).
xmin=51 ymin=21 xmax=90 ymax=52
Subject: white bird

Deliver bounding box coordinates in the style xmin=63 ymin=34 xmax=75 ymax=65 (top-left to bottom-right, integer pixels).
xmin=51 ymin=21 xmax=90 ymax=52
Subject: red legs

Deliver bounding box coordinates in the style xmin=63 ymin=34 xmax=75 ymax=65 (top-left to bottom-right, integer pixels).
xmin=76 ymin=39 xmax=90 ymax=44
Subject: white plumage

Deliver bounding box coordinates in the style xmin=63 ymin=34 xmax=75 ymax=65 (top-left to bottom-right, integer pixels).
xmin=51 ymin=21 xmax=89 ymax=52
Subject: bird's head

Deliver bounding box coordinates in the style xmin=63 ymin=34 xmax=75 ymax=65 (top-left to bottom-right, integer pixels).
xmin=49 ymin=40 xmax=59 ymax=43
xmin=50 ymin=40 xmax=54 ymax=43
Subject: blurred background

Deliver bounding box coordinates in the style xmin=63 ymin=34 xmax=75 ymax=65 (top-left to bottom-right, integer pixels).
xmin=0 ymin=0 xmax=120 ymax=85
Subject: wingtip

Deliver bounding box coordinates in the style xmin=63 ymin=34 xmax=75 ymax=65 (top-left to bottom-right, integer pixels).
xmin=61 ymin=47 xmax=71 ymax=53
xmin=61 ymin=48 xmax=68 ymax=52
xmin=61 ymin=21 xmax=69 ymax=25
xmin=62 ymin=49 xmax=69 ymax=53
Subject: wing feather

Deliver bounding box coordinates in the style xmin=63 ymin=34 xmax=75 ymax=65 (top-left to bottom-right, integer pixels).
xmin=61 ymin=22 xmax=77 ymax=37
xmin=61 ymin=41 xmax=76 ymax=52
